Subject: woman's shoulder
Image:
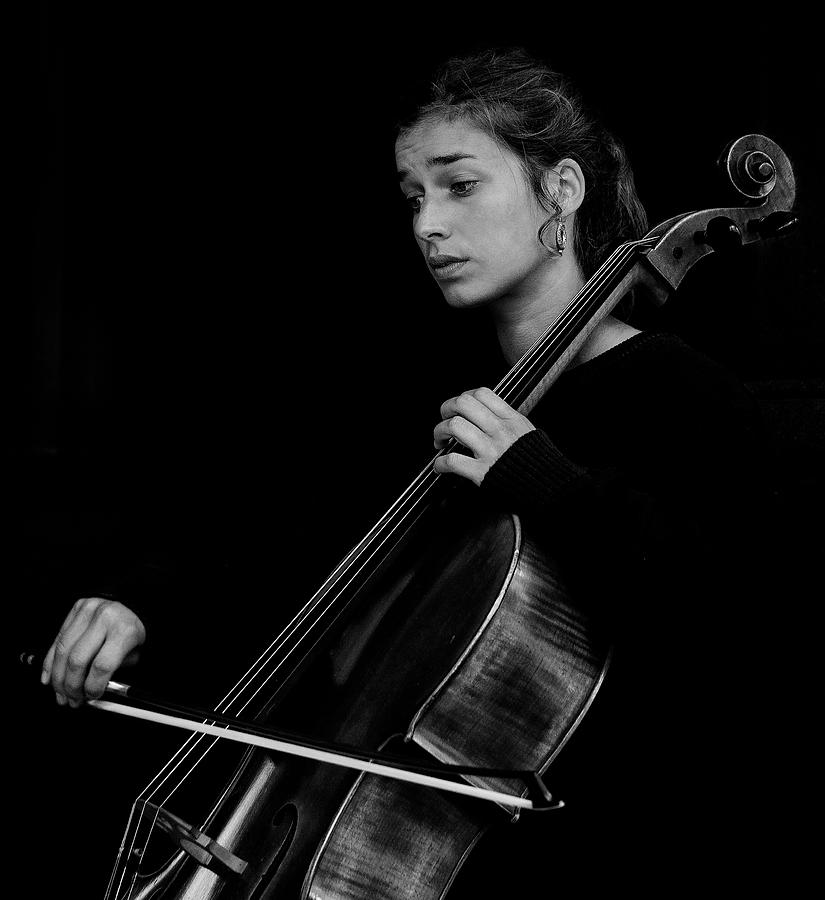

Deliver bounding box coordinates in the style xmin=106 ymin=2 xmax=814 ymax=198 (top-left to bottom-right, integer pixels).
xmin=570 ymin=327 xmax=745 ymax=392
xmin=560 ymin=327 xmax=762 ymax=439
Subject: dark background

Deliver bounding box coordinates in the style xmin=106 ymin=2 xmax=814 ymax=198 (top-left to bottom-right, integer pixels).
xmin=11 ymin=5 xmax=824 ymax=895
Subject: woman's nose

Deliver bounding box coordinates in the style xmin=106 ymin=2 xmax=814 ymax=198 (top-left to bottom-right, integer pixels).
xmin=414 ymin=198 xmax=451 ymax=243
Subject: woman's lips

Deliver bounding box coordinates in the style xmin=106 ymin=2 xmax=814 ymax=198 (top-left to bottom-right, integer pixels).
xmin=429 ymin=258 xmax=469 ymax=279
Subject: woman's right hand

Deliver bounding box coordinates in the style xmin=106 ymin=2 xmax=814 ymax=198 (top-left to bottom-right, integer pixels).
xmin=41 ymin=597 xmax=146 ymax=707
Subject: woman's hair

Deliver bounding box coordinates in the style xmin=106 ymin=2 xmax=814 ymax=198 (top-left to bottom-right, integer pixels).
xmin=396 ymin=47 xmax=648 ymax=282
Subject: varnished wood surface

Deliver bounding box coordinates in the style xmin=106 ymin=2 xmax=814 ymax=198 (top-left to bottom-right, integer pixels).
xmin=303 ymin=512 xmax=609 ymax=899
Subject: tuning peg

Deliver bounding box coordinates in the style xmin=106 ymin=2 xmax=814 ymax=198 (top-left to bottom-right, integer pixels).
xmin=747 ymin=210 xmax=799 ymax=238
xmin=695 ymin=216 xmax=743 ymax=252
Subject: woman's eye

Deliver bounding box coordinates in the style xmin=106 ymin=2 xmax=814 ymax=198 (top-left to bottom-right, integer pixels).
xmin=404 ymin=181 xmax=478 ymax=214
xmin=451 ymin=180 xmax=479 ymax=197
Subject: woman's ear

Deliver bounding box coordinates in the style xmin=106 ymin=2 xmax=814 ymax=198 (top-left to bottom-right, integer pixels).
xmin=542 ymin=158 xmax=585 ymax=215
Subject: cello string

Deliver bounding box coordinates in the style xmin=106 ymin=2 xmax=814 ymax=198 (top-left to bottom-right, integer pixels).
xmin=130 ymin=239 xmax=648 ymax=818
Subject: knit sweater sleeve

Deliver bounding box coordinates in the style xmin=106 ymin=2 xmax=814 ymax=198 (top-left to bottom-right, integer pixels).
xmin=480 ymin=427 xmax=597 ymax=512
xmin=478 ymin=426 xmax=645 ymax=565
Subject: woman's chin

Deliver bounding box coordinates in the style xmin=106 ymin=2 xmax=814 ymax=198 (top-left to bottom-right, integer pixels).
xmin=439 ymin=282 xmax=493 ymax=310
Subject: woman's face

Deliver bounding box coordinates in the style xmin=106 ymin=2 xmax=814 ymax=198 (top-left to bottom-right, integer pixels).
xmin=395 ymin=118 xmax=554 ymax=310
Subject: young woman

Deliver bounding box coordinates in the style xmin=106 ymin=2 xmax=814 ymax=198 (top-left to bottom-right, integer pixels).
xmin=41 ymin=48 xmax=777 ymax=893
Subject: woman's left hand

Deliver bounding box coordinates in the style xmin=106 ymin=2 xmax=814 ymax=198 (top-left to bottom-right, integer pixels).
xmin=433 ymin=387 xmax=534 ymax=486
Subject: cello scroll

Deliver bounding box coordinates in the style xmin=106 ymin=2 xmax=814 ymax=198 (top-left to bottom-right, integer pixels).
xmin=641 ymin=133 xmax=798 ymax=299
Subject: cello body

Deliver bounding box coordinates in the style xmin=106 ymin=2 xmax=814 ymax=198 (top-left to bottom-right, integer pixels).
xmin=112 ymin=500 xmax=609 ymax=898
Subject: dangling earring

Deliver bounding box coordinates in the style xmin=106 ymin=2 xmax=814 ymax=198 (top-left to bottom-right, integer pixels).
xmin=538 ymin=216 xmax=567 ymax=257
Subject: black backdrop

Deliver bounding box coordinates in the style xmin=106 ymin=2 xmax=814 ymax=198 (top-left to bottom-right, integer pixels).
xmin=11 ymin=5 xmax=824 ymax=895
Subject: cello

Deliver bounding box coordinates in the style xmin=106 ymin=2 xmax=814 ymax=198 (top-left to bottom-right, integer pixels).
xmin=29 ymin=133 xmax=797 ymax=898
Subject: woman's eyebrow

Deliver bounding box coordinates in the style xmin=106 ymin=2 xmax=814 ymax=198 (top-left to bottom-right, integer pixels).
xmin=397 ymin=153 xmax=478 ymax=181
xmin=426 ymin=152 xmax=478 ymax=168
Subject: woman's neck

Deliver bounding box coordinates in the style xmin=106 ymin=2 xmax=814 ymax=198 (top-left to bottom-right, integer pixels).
xmin=489 ymin=261 xmax=640 ymax=368
xmin=490 ymin=259 xmax=584 ymax=366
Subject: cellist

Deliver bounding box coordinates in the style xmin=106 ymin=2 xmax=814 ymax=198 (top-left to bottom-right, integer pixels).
xmin=41 ymin=47 xmax=779 ymax=893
